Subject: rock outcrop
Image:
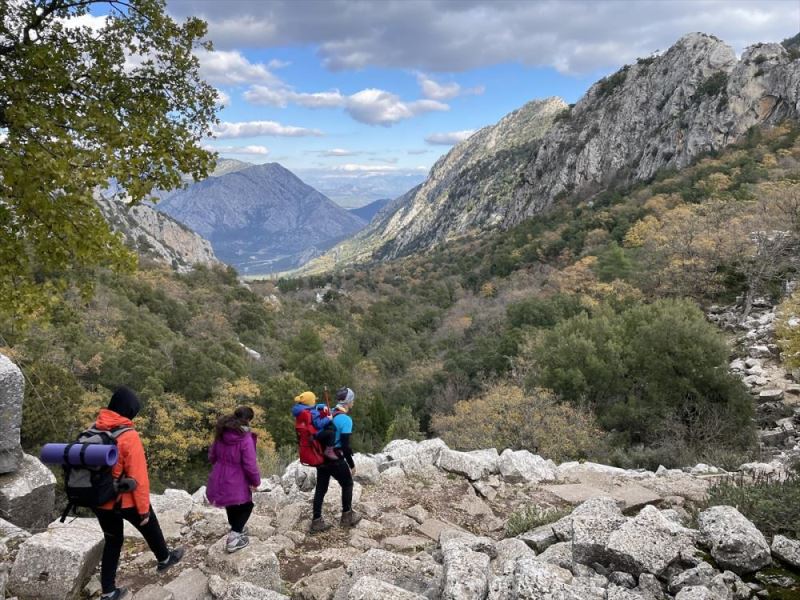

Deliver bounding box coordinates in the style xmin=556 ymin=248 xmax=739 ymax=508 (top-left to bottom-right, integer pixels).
xmin=96 ymin=191 xmax=219 ymax=272
xmin=0 ymin=354 xmax=56 ymax=530
xmin=306 ymin=33 xmax=800 ymax=273
xmin=0 ymin=354 xmax=23 ymax=474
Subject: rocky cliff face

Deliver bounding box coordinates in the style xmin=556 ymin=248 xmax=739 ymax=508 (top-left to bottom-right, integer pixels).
xmin=96 ymin=192 xmax=219 ymax=272
xmin=308 ymin=33 xmax=800 ymax=271
xmin=156 ymin=163 xmax=366 ymax=275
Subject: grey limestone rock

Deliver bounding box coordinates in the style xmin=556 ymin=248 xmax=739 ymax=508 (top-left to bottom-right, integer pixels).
xmin=605 ymin=505 xmax=698 ymax=576
xmin=0 ymin=453 xmax=56 ymax=530
xmin=206 ymin=537 xmax=282 ymax=592
xmin=570 ymin=497 xmax=628 ymax=566
xmin=0 ymin=354 xmax=23 ymax=475
xmin=163 ymin=568 xmax=211 ymax=600
xmin=441 ymin=537 xmax=491 ymax=600
xmin=771 ymin=534 xmax=800 ymax=568
xmin=8 ymin=522 xmax=104 ymax=600
xmin=437 ymin=448 xmax=491 ymax=481
xmin=333 ymin=548 xmax=442 ymax=600
xmin=347 ymin=576 xmax=427 ymax=600
xmin=697 ymin=506 xmax=771 ymax=574
xmin=497 ymin=449 xmax=557 ymax=483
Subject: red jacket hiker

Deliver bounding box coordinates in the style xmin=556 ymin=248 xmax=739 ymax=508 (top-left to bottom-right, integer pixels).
xmin=94 ymin=407 xmax=150 ymax=515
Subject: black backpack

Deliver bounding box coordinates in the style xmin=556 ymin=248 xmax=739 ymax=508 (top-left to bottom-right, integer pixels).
xmin=60 ymin=426 xmax=132 ymax=522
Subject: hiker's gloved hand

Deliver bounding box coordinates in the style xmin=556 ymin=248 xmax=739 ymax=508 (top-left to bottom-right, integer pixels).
xmin=139 ymin=513 xmax=150 ymax=526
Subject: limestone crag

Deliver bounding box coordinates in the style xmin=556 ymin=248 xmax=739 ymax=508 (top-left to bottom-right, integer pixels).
xmin=96 ymin=191 xmax=219 ymax=272
xmin=306 ymin=33 xmax=800 ymax=272
xmin=5 ymin=438 xmax=799 ymax=599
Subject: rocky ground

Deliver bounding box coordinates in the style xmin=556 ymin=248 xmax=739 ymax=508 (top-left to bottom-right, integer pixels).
xmin=2 ymin=438 xmax=799 ymax=600
xmin=708 ymin=294 xmax=800 ymax=462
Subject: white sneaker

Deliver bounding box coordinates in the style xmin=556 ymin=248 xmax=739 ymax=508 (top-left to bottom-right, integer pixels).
xmin=226 ymin=532 xmax=249 ymax=553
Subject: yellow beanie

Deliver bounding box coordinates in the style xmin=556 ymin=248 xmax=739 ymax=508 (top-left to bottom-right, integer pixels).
xmin=295 ymin=391 xmax=317 ymax=406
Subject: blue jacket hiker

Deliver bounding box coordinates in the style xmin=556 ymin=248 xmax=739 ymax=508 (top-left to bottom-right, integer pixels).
xmin=310 ymin=387 xmax=362 ymax=533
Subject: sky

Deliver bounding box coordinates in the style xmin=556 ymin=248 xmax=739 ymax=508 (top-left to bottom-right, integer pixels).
xmin=156 ymin=0 xmax=799 ymax=204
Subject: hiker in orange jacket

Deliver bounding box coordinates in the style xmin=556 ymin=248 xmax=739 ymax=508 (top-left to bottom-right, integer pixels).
xmin=92 ymin=387 xmax=183 ymax=600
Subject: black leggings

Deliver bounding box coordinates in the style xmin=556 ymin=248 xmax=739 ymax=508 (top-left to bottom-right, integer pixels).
xmin=313 ymin=459 xmax=353 ymax=519
xmin=93 ymin=506 xmax=169 ymax=594
xmin=225 ymin=502 xmax=254 ymax=533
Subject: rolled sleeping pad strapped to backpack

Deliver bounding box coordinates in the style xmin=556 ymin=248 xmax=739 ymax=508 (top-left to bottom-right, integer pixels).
xmin=40 ymin=442 xmax=119 ymax=467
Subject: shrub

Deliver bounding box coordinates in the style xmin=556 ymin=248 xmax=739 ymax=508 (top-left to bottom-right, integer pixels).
xmin=693 ymin=72 xmax=728 ymax=101
xmin=596 ymin=67 xmax=629 ymax=98
xmin=530 ymin=299 xmax=755 ymax=452
xmin=386 ymin=405 xmax=423 ymax=443
xmin=505 ymin=505 xmax=571 ymax=538
xmin=431 ymin=383 xmax=604 ymax=462
xmin=700 ymin=467 xmax=800 ymax=539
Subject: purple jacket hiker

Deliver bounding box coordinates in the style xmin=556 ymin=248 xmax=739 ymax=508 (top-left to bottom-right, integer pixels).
xmin=206 ymin=428 xmax=261 ymax=507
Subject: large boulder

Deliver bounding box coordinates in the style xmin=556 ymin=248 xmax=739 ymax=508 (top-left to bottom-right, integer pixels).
xmin=8 ymin=521 xmax=104 ymax=600
xmin=441 ymin=537 xmax=491 ymax=600
xmin=0 ymin=354 xmax=23 ymax=474
xmin=333 ymin=548 xmax=442 ymax=600
xmin=163 ymin=567 xmax=211 ymax=600
xmin=437 ymin=448 xmax=491 ymax=481
xmin=605 ymin=505 xmax=698 ymax=576
xmin=497 ymin=449 xmax=557 ymax=483
xmin=282 ymin=460 xmax=317 ymax=492
xmin=398 ymin=438 xmax=448 ymax=476
xmin=508 ymin=556 xmax=580 ymax=599
xmin=351 ymin=454 xmax=380 ymax=483
xmin=208 ymin=574 xmax=289 ymax=600
xmin=206 ymin=537 xmax=282 ymax=592
xmin=771 ymin=535 xmax=800 ymax=568
xmin=347 ymin=576 xmax=427 ymax=600
xmin=570 ymin=497 xmax=628 ymax=566
xmin=697 ymin=506 xmax=771 ymax=574
xmin=293 ymin=566 xmax=346 ymax=600
xmin=0 ymin=453 xmax=56 ymax=529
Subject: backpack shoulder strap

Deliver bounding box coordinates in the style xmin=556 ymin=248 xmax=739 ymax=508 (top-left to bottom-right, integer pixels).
xmin=109 ymin=426 xmax=133 ymax=439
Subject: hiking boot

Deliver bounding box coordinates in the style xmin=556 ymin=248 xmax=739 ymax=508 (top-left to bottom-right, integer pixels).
xmin=101 ymin=589 xmax=129 ymax=600
xmin=156 ymin=547 xmax=184 ymax=572
xmin=310 ymin=517 xmax=332 ymax=534
xmin=226 ymin=532 xmax=250 ymax=553
xmin=340 ymin=510 xmax=362 ymax=528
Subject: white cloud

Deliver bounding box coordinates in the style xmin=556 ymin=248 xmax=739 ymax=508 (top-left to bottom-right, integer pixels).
xmin=215 ymin=89 xmax=231 ymax=107
xmin=345 ymin=89 xmax=448 ymax=126
xmin=323 ymin=148 xmax=356 ymax=156
xmin=407 ymin=149 xmax=431 ymax=155
xmin=168 ymin=0 xmax=798 ymax=74
xmin=267 ymin=59 xmax=291 ymax=69
xmin=244 ymin=85 xmax=345 ymax=108
xmin=333 ymin=163 xmax=400 ymax=172
xmin=196 ymin=49 xmax=281 ymax=86
xmin=205 ymin=144 xmax=270 ymax=155
xmin=416 ymin=73 xmax=485 ymax=100
xmin=212 ymin=120 xmax=323 ymax=138
xmin=244 ymin=84 xmax=449 ymax=126
xmin=425 ymin=130 xmax=476 ymax=145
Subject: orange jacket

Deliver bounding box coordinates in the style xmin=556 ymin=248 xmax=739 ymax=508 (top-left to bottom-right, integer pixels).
xmin=95 ymin=408 xmax=150 ymax=514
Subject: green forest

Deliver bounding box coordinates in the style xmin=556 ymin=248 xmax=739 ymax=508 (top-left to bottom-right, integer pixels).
xmin=4 ymin=123 xmax=800 ymax=491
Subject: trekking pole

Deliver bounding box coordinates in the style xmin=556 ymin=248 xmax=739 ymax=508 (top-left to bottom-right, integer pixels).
xmin=323 ymin=385 xmax=331 ymax=410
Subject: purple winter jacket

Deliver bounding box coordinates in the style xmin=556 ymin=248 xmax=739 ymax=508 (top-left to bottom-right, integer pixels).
xmin=206 ymin=428 xmax=261 ymax=507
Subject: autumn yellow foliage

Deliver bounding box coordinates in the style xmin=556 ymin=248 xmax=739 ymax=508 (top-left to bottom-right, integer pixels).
xmin=431 ymin=383 xmax=603 ymax=463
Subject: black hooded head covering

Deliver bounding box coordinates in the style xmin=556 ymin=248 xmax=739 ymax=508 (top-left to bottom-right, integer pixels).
xmin=108 ymin=386 xmax=141 ymax=419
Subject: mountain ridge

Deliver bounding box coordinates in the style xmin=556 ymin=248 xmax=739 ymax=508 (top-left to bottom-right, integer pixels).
xmin=303 ymin=32 xmax=800 ymax=273
xmin=156 ymin=162 xmax=366 ymax=274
